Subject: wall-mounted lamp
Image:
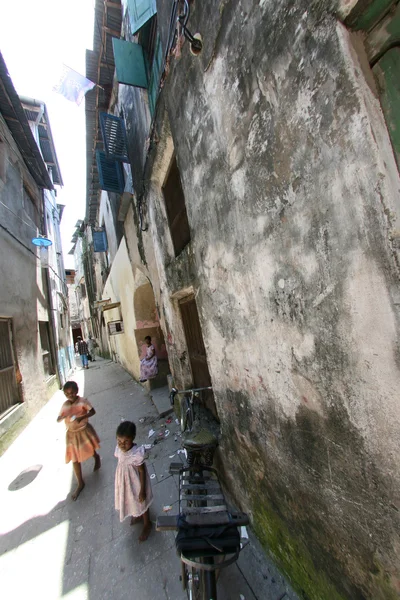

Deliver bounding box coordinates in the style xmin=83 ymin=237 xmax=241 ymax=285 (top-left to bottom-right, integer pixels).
xmin=178 ymin=0 xmax=203 ymax=55
xmin=32 ymin=235 xmax=52 ymax=269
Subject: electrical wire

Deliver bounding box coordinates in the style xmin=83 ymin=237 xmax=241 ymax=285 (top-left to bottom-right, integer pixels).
xmin=0 ymin=198 xmax=39 ymax=233
xmin=0 ymin=222 xmax=37 ymax=256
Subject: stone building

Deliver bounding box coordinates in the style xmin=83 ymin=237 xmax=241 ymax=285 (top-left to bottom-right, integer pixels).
xmin=0 ymin=53 xmax=71 ymax=439
xmin=84 ymin=1 xmax=400 ymax=598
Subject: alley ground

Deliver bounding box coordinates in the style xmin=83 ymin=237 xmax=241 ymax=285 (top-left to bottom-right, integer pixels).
xmin=0 ymin=357 xmax=299 ymax=600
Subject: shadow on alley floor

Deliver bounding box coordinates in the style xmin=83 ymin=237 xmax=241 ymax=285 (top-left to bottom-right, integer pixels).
xmin=0 ymin=357 xmax=299 ymax=600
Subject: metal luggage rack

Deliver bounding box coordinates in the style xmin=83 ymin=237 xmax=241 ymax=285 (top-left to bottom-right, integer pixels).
xmin=179 ymin=464 xmax=231 ymax=526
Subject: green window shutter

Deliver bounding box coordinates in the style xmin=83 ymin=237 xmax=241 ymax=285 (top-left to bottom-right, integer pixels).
xmin=96 ymin=150 xmax=125 ymax=193
xmin=148 ymin=34 xmax=163 ymax=116
xmin=99 ymin=113 xmax=129 ymax=162
xmin=373 ymin=47 xmax=400 ymax=171
xmin=127 ymin=0 xmax=157 ymax=35
xmin=112 ymin=38 xmax=148 ymax=88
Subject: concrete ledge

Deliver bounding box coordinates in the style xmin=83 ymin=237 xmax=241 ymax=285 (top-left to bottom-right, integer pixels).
xmin=0 ymin=403 xmax=26 ymax=438
xmin=148 ymin=385 xmax=174 ymax=417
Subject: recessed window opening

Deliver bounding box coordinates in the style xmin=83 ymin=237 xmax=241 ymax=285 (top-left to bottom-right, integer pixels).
xmin=162 ymin=156 xmax=191 ymax=257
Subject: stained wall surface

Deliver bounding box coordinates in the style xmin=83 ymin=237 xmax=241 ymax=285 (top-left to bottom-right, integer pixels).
xmin=118 ymin=1 xmax=400 ymax=597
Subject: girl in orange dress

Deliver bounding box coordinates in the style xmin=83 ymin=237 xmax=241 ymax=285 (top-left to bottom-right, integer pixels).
xmin=57 ymin=381 xmax=101 ymax=500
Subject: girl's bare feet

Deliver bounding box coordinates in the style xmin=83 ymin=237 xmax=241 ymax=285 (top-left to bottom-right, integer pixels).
xmin=139 ymin=521 xmax=152 ymax=542
xmin=130 ymin=516 xmax=142 ymax=526
xmin=72 ymin=483 xmax=85 ymax=501
xmin=94 ymin=453 xmax=101 ymax=471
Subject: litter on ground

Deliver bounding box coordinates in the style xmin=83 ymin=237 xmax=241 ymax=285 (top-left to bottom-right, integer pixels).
xmin=148 ymin=428 xmax=155 ymax=438
xmin=150 ymin=474 xmax=156 ymax=479
xmin=163 ymin=505 xmax=172 ymax=512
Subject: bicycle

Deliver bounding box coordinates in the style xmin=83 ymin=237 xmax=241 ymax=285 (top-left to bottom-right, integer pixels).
xmin=156 ymin=462 xmax=249 ymax=600
xmin=169 ymin=386 xmax=219 ymax=466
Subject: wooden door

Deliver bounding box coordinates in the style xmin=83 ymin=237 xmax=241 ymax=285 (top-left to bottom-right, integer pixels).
xmin=179 ymin=295 xmax=218 ymax=418
xmin=0 ymin=319 xmax=19 ymax=416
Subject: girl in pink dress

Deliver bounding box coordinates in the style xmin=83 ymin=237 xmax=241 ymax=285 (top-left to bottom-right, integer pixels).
xmin=139 ymin=336 xmax=158 ymax=382
xmin=115 ymin=420 xmax=153 ymax=541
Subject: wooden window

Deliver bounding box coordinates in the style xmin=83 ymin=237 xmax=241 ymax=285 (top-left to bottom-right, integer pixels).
xmin=108 ymin=320 xmax=124 ymax=335
xmin=96 ymin=150 xmax=125 ymax=193
xmin=162 ymin=156 xmax=191 ymax=257
xmin=39 ymin=321 xmax=55 ymax=378
xmin=350 ymin=1 xmax=400 ymax=170
xmin=0 ymin=318 xmax=19 ymax=416
xmin=112 ymin=38 xmax=148 ymax=88
xmin=93 ymin=230 xmax=108 ymax=253
xmin=127 ymin=0 xmax=157 ymax=35
xmin=23 ymin=187 xmax=40 ymax=228
xmin=148 ymin=33 xmax=163 ymax=116
xmin=99 ymin=113 xmax=129 ymax=162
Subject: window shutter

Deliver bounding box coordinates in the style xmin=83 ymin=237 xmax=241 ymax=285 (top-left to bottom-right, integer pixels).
xmin=112 ymin=38 xmax=148 ymax=88
xmin=99 ymin=113 xmax=129 ymax=162
xmin=127 ymin=0 xmax=157 ymax=35
xmin=96 ymin=150 xmax=125 ymax=193
xmin=373 ymin=48 xmax=400 ymax=171
xmin=148 ymin=34 xmax=163 ymax=116
xmin=93 ymin=230 xmax=108 ymax=253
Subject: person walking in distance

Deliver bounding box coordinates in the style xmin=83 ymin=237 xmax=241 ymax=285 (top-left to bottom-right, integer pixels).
xmin=77 ymin=336 xmax=89 ymax=369
xmin=57 ymin=381 xmax=101 ymax=500
xmin=87 ymin=335 xmax=96 ymax=362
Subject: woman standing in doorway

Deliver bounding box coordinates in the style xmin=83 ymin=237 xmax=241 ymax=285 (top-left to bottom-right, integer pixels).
xmin=139 ymin=336 xmax=158 ymax=382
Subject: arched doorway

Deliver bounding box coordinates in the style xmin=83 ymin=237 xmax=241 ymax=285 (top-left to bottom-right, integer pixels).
xmin=133 ymin=272 xmax=169 ymax=387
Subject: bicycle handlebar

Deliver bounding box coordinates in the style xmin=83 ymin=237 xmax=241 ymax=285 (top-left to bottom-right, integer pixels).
xmin=169 ymin=386 xmax=213 ymax=406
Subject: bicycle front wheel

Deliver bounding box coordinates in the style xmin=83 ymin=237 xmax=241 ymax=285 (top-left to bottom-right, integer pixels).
xmin=184 ymin=564 xmax=202 ymax=600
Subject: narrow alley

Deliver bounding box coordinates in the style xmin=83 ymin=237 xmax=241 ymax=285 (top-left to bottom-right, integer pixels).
xmin=0 ymin=358 xmax=298 ymax=600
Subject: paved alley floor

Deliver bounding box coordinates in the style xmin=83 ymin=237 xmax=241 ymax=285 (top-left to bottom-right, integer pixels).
xmin=0 ymin=358 xmax=299 ymax=600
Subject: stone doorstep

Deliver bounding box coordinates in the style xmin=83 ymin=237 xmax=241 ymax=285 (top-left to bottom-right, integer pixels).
xmin=148 ymin=385 xmax=174 ymax=418
xmin=0 ymin=402 xmax=26 ymax=438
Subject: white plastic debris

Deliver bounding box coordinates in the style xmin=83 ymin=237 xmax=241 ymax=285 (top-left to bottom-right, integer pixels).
xmin=175 ymin=418 xmax=179 ymax=425
xmin=139 ymin=418 xmax=145 ymax=423
xmin=150 ymin=474 xmax=156 ymax=479
xmin=240 ymin=595 xmax=245 ymax=600
xmin=76 ymin=525 xmax=83 ymax=533
xmin=164 ymin=429 xmax=170 ymax=437
xmin=148 ymin=428 xmax=155 ymax=438
xmin=240 ymin=526 xmax=249 ymax=539
xmin=144 ymin=444 xmax=152 ymax=450
xmin=169 ymin=454 xmax=175 ymax=459
xmin=163 ymin=505 xmax=172 ymax=512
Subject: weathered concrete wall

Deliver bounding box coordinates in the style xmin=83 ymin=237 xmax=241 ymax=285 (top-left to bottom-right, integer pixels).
xmin=0 ymin=116 xmax=56 ymax=421
xmin=103 ymin=237 xmax=141 ymax=379
xmin=121 ymin=1 xmax=400 ymax=598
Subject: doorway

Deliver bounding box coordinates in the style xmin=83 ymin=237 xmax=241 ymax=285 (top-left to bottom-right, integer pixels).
xmin=179 ymin=295 xmax=218 ymax=419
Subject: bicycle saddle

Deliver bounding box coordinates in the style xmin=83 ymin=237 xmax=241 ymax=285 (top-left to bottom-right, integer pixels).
xmin=183 ymin=428 xmax=218 ymax=448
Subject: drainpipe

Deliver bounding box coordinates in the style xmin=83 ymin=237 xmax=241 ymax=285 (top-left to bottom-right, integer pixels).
xmin=42 ymin=188 xmax=62 ymax=389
